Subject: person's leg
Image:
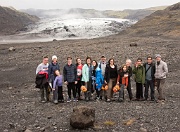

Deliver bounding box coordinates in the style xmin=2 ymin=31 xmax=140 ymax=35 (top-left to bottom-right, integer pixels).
xmin=136 ymin=83 xmax=140 ymax=99
xmin=159 ymin=79 xmax=165 ymax=100
xmin=84 ymin=82 xmax=89 ymax=101
xmin=71 ymin=83 xmax=77 ymax=100
xmin=107 ymin=79 xmax=113 ymax=101
xmin=119 ymin=84 xmax=124 ymax=101
xmin=40 ymin=87 xmax=45 ymax=102
xmin=78 ymin=81 xmax=82 ymax=98
xmin=144 ymin=80 xmax=149 ymax=100
xmin=45 ymin=83 xmax=50 ymax=101
xmin=67 ymin=83 xmax=72 ymax=101
xmin=156 ymin=79 xmax=161 ymax=99
xmin=58 ymin=86 xmax=64 ymax=101
xmin=139 ymin=83 xmax=144 ymax=99
xmin=111 ymin=78 xmax=116 ymax=98
xmin=149 ymin=80 xmax=155 ymax=100
xmin=127 ymin=80 xmax=133 ymax=100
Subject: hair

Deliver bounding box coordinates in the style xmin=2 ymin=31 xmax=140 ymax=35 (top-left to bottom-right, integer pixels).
xmin=54 ymin=69 xmax=60 ymax=75
xmin=147 ymin=56 xmax=152 ymax=60
xmin=101 ymin=56 xmax=105 ymax=58
xmin=86 ymin=57 xmax=92 ymax=64
xmin=108 ymin=58 xmax=115 ymax=65
xmin=76 ymin=58 xmax=81 ymax=66
xmin=92 ymin=60 xmax=98 ymax=70
xmin=43 ymin=56 xmax=48 ymax=59
xmin=137 ymin=58 xmax=142 ymax=61
xmin=126 ymin=59 xmax=132 ymax=64
xmin=67 ymin=57 xmax=72 ymax=60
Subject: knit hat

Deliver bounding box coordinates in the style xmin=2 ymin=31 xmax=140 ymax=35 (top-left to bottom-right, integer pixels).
xmin=155 ymin=54 xmax=161 ymax=58
xmin=52 ymin=55 xmax=57 ymax=60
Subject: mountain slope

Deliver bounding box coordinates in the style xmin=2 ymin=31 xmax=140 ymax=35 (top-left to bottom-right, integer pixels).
xmin=0 ymin=6 xmax=39 ymax=35
xmin=123 ymin=2 xmax=180 ymax=38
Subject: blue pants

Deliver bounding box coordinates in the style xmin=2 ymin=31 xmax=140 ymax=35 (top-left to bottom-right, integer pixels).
xmin=144 ymin=80 xmax=155 ymax=100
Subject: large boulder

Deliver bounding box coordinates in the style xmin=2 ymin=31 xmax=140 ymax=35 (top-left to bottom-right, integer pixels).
xmin=70 ymin=106 xmax=95 ymax=129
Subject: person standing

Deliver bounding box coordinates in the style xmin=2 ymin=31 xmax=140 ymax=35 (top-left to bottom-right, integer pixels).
xmin=125 ymin=59 xmax=133 ymax=100
xmin=92 ymin=60 xmax=104 ymax=100
xmin=133 ymin=58 xmax=145 ymax=101
xmin=143 ymin=56 xmax=156 ymax=101
xmin=98 ymin=56 xmax=107 ymax=100
xmin=104 ymin=58 xmax=118 ymax=102
xmin=53 ymin=70 xmax=64 ymax=104
xmin=63 ymin=57 xmax=78 ymax=102
xmin=76 ymin=58 xmax=83 ymax=100
xmin=154 ymin=54 xmax=168 ymax=101
xmin=48 ymin=55 xmax=60 ymax=88
xmin=35 ymin=56 xmax=50 ymax=103
xmin=82 ymin=57 xmax=93 ymax=101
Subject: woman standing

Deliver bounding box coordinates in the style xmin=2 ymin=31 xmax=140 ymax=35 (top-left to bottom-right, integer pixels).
xmin=76 ymin=58 xmax=83 ymax=100
xmin=82 ymin=57 xmax=93 ymax=101
xmin=92 ymin=60 xmax=104 ymax=100
xmin=104 ymin=58 xmax=118 ymax=102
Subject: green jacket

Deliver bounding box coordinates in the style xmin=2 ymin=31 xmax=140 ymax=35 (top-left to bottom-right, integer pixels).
xmin=133 ymin=65 xmax=145 ymax=84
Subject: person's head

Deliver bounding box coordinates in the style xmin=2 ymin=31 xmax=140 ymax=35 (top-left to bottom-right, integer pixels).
xmin=137 ymin=58 xmax=142 ymax=65
xmin=126 ymin=59 xmax=132 ymax=67
xmin=122 ymin=64 xmax=127 ymax=71
xmin=101 ymin=56 xmax=106 ymax=63
xmin=67 ymin=57 xmax=72 ymax=65
xmin=86 ymin=57 xmax=92 ymax=65
xmin=147 ymin=56 xmax=153 ymax=64
xmin=109 ymin=58 xmax=115 ymax=65
xmin=92 ymin=60 xmax=98 ymax=69
xmin=54 ymin=70 xmax=60 ymax=76
xmin=155 ymin=54 xmax=161 ymax=62
xmin=76 ymin=58 xmax=82 ymax=65
xmin=52 ymin=55 xmax=57 ymax=63
xmin=43 ymin=56 xmax=48 ymax=65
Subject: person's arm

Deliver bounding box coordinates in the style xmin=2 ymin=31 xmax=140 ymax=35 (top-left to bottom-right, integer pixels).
xmin=128 ymin=67 xmax=133 ymax=77
xmin=162 ymin=62 xmax=168 ymax=77
xmin=63 ymin=66 xmax=67 ymax=82
xmin=104 ymin=66 xmax=108 ymax=83
xmin=74 ymin=65 xmax=78 ymax=83
xmin=142 ymin=66 xmax=145 ymax=84
xmin=48 ymin=64 xmax=51 ymax=81
xmin=36 ymin=64 xmax=41 ymax=74
xmin=53 ymin=77 xmax=57 ymax=89
xmin=132 ymin=67 xmax=137 ymax=74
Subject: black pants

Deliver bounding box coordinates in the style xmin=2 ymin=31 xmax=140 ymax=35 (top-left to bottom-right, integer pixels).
xmin=144 ymin=80 xmax=155 ymax=100
xmin=76 ymin=80 xmax=82 ymax=98
xmin=40 ymin=83 xmax=50 ymax=101
xmin=53 ymin=86 xmax=64 ymax=101
xmin=67 ymin=82 xmax=76 ymax=99
xmin=136 ymin=83 xmax=144 ymax=99
xmin=127 ymin=80 xmax=133 ymax=100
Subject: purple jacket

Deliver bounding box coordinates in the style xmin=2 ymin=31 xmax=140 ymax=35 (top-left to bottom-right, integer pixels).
xmin=53 ymin=75 xmax=63 ymax=88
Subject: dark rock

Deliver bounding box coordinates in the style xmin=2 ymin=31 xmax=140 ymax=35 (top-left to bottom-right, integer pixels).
xmin=53 ymin=39 xmax=57 ymax=41
xmin=70 ymin=106 xmax=95 ymax=129
xmin=130 ymin=43 xmax=138 ymax=47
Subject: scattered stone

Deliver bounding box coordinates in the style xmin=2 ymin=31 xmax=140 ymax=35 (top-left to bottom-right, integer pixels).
xmin=53 ymin=39 xmax=57 ymax=41
xmin=70 ymin=106 xmax=95 ymax=129
xmin=140 ymin=127 xmax=147 ymax=132
xmin=40 ymin=127 xmax=45 ymax=131
xmin=130 ymin=43 xmax=138 ymax=47
xmin=25 ymin=129 xmax=32 ymax=132
xmin=136 ymin=106 xmax=142 ymax=109
xmin=9 ymin=47 xmax=16 ymax=51
xmin=9 ymin=123 xmax=15 ymax=129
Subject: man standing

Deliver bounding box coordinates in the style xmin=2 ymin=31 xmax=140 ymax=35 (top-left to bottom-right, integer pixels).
xmin=133 ymin=58 xmax=145 ymax=101
xmin=154 ymin=54 xmax=168 ymax=101
xmin=36 ymin=56 xmax=50 ymax=103
xmin=63 ymin=57 xmax=78 ymax=102
xmin=143 ymin=56 xmax=155 ymax=101
xmin=98 ymin=56 xmax=107 ymax=100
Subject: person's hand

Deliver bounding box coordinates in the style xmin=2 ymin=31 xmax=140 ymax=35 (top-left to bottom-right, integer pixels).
xmin=75 ymin=81 xmax=77 ymax=84
xmin=64 ymin=81 xmax=68 ymax=85
xmin=105 ymin=81 xmax=107 ymax=84
xmin=117 ymin=82 xmax=119 ymax=85
xmin=96 ymin=84 xmax=98 ymax=86
xmin=124 ymin=86 xmax=127 ymax=89
xmin=52 ymin=88 xmax=55 ymax=91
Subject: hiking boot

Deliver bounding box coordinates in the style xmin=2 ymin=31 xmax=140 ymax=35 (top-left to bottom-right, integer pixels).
xmin=118 ymin=98 xmax=124 ymax=102
xmin=67 ymin=98 xmax=71 ymax=103
xmin=54 ymin=100 xmax=58 ymax=104
xmin=106 ymin=99 xmax=111 ymax=102
xmin=73 ymin=98 xmax=78 ymax=102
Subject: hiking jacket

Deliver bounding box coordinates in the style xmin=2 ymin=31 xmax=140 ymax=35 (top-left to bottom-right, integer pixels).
xmin=133 ymin=65 xmax=145 ymax=84
xmin=154 ymin=60 xmax=168 ymax=79
xmin=63 ymin=64 xmax=77 ymax=83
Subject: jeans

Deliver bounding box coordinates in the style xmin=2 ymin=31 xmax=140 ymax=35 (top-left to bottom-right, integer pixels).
xmin=84 ymin=81 xmax=92 ymax=99
xmin=144 ymin=79 xmax=155 ymax=100
xmin=156 ymin=79 xmax=165 ymax=100
xmin=40 ymin=83 xmax=50 ymax=101
xmin=136 ymin=83 xmax=144 ymax=99
xmin=119 ymin=84 xmax=125 ymax=100
xmin=67 ymin=82 xmax=76 ymax=99
xmin=53 ymin=86 xmax=64 ymax=101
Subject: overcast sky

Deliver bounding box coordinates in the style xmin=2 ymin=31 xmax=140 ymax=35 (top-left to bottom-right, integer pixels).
xmin=0 ymin=0 xmax=179 ymax=10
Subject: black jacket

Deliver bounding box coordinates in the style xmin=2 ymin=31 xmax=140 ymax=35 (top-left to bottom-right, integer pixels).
xmin=143 ymin=63 xmax=155 ymax=80
xmin=35 ymin=73 xmax=48 ymax=89
xmin=104 ymin=64 xmax=118 ymax=83
xmin=63 ymin=64 xmax=77 ymax=83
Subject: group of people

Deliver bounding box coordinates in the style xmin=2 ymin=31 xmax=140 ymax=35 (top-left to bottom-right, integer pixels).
xmin=35 ymin=54 xmax=168 ymax=104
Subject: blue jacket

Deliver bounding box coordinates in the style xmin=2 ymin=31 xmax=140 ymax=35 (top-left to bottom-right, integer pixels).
xmin=48 ymin=62 xmax=60 ymax=82
xmin=95 ymin=67 xmax=104 ymax=90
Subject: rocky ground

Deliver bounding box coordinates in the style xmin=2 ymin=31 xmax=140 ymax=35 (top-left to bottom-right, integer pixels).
xmin=0 ymin=34 xmax=180 ymax=132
